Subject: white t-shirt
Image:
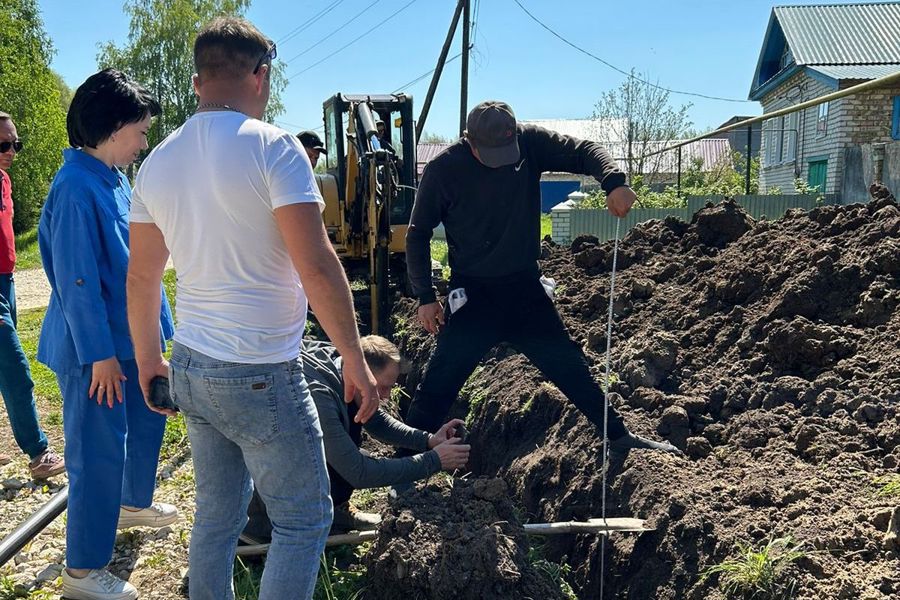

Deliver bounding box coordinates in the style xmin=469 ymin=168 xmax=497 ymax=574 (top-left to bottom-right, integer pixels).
xmin=131 ymin=111 xmax=324 ymax=364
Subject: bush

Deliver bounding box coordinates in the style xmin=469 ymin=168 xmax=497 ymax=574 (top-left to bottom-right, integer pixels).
xmin=0 ymin=0 xmax=69 ymax=232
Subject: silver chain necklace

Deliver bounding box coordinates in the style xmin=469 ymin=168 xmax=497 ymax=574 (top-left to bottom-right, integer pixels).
xmin=195 ymin=102 xmax=243 ymax=114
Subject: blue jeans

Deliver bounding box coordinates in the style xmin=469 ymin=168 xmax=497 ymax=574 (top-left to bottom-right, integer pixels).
xmin=58 ymin=359 xmax=166 ymax=568
xmin=0 ymin=273 xmax=48 ymax=459
xmin=170 ymin=342 xmax=332 ymax=600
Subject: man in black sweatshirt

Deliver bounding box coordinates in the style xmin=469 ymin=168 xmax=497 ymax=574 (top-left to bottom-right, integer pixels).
xmin=404 ymin=100 xmax=680 ymax=457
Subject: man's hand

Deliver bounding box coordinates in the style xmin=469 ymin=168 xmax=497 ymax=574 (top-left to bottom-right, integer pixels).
xmin=606 ymin=185 xmax=636 ymax=218
xmin=342 ymin=355 xmax=380 ymax=424
xmin=428 ymin=418 xmax=465 ymax=449
xmin=138 ymin=357 xmax=174 ymax=417
xmin=433 ymin=438 xmax=471 ymax=470
xmin=417 ymin=302 xmax=444 ymax=335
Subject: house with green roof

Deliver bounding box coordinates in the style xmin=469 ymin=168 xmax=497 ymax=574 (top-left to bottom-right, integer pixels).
xmin=749 ymin=2 xmax=900 ymax=196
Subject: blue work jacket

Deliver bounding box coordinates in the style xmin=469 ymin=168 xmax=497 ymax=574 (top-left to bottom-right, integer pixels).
xmin=37 ymin=149 xmax=174 ymax=375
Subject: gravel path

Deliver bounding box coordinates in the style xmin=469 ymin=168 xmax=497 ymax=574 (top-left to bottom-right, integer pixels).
xmin=13 ymin=269 xmax=52 ymax=312
xmin=14 ymin=260 xmax=174 ymax=313
xmin=1 ymin=445 xmax=195 ymax=599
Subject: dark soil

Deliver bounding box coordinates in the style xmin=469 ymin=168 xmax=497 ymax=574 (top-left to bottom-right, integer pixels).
xmin=385 ymin=191 xmax=900 ymax=599
xmin=365 ymin=477 xmax=567 ymax=600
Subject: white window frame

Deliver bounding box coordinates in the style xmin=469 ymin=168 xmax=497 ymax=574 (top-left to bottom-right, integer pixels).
xmin=783 ymin=111 xmax=798 ymax=162
xmin=763 ymin=118 xmax=779 ymax=167
xmin=817 ymin=102 xmax=829 ymax=137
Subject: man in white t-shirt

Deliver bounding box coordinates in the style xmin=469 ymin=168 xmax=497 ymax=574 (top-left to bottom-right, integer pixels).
xmin=126 ymin=17 xmax=379 ymax=600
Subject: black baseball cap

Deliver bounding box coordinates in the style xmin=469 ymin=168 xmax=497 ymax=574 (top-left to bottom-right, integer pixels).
xmin=297 ymin=130 xmax=326 ymax=152
xmin=465 ymin=100 xmax=519 ymax=168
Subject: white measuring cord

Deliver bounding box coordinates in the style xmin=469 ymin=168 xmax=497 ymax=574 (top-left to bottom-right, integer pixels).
xmin=599 ymin=218 xmax=621 ymax=599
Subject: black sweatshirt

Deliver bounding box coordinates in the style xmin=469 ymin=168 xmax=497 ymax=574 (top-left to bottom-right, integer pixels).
xmin=407 ymin=124 xmax=626 ymax=303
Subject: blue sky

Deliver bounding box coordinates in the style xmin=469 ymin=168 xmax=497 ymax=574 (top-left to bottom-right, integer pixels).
xmin=38 ymin=0 xmax=832 ymax=139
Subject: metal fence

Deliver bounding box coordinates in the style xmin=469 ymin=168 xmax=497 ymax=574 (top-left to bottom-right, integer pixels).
xmin=560 ymin=194 xmax=840 ymax=243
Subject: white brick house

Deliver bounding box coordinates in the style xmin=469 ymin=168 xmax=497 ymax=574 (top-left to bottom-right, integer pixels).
xmin=749 ymin=3 xmax=900 ymax=195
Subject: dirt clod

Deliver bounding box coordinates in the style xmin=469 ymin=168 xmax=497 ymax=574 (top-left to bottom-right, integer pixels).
xmin=365 ymin=478 xmax=567 ymax=600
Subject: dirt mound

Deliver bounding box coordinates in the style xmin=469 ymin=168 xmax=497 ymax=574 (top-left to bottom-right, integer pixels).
xmin=365 ymin=477 xmax=567 ymax=600
xmin=392 ymin=194 xmax=900 ymax=599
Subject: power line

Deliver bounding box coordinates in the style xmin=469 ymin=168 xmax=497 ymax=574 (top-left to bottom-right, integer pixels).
xmin=471 ymin=0 xmax=481 ymax=44
xmin=284 ymin=0 xmax=385 ymax=64
xmin=275 ymin=119 xmax=314 ymax=132
xmin=276 ymin=0 xmax=348 ymax=46
xmin=392 ymin=52 xmax=462 ymax=93
xmin=512 ymin=0 xmax=752 ymax=104
xmin=287 ymin=0 xmax=420 ymax=80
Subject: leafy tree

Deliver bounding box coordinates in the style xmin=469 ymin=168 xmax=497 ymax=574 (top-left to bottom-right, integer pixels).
xmin=421 ymin=131 xmax=454 ymax=144
xmin=98 ymin=0 xmax=286 ymax=157
xmin=51 ymin=71 xmax=74 ymax=112
xmin=0 ymin=0 xmax=69 ymax=232
xmin=592 ymin=70 xmax=693 ymax=192
xmin=580 ymin=151 xmax=761 ymax=210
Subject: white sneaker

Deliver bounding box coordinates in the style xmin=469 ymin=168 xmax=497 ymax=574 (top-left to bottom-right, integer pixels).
xmin=62 ymin=569 xmax=138 ymax=600
xmin=117 ymin=502 xmax=178 ymax=529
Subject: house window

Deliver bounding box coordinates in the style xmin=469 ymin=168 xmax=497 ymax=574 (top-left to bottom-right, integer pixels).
xmin=763 ymin=119 xmax=778 ymax=166
xmin=892 ymin=96 xmax=900 ymax=140
xmin=779 ymin=45 xmax=794 ymax=70
xmin=783 ymin=111 xmax=798 ymax=162
xmin=817 ymin=102 xmax=829 ymax=136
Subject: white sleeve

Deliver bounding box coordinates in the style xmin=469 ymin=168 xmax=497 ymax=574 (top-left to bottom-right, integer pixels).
xmin=129 ymin=168 xmax=154 ymax=223
xmin=266 ymin=133 xmax=325 ymax=211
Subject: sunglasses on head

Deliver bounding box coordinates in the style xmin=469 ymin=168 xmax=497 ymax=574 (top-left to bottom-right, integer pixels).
xmin=253 ymin=42 xmax=277 ymax=75
xmin=0 ymin=140 xmax=23 ymax=154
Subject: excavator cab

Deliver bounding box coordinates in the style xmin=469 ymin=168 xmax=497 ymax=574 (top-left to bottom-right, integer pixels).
xmin=317 ymin=93 xmax=417 ymax=333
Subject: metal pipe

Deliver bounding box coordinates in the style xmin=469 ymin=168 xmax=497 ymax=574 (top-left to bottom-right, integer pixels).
xmin=640 ymin=69 xmax=900 ymax=160
xmin=676 ymin=146 xmax=682 ymax=197
xmin=0 ymin=486 xmax=68 ymax=568
xmin=415 ymin=0 xmax=465 ymax=143
xmin=745 ymin=124 xmax=752 ymax=195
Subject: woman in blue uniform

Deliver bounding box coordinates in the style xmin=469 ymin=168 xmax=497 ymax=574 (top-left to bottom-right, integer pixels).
xmin=37 ymin=69 xmax=176 ymax=600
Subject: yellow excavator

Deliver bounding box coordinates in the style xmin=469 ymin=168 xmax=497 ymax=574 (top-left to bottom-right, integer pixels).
xmin=315 ymin=93 xmax=418 ymax=334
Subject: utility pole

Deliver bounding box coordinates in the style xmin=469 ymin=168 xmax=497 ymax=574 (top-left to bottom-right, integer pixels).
xmin=416 ymin=0 xmax=465 ymax=143
xmin=459 ymin=0 xmax=470 ymax=137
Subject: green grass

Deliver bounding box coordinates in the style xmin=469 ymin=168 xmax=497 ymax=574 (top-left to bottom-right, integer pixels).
xmin=540 ymin=214 xmax=552 ymax=239
xmin=314 ymin=551 xmax=367 ymax=600
xmin=430 ymin=240 xmax=448 ymax=266
xmin=874 ymin=474 xmax=900 ymax=498
xmin=430 ymin=239 xmax=451 ymax=280
xmin=234 ymin=558 xmax=264 ymax=600
xmin=17 ymin=305 xmax=62 ymax=406
xmin=14 ymin=268 xmax=179 ymax=417
xmin=14 ymin=227 xmax=41 ymax=271
xmin=700 ymin=537 xmax=807 ymax=600
xmin=526 ymin=544 xmax=578 ymax=600
xmin=233 ymin=549 xmax=369 ymax=600
xmin=0 ymin=574 xmax=57 ymax=600
xmin=160 ymin=414 xmax=188 ymax=460
xmin=163 ymin=268 xmax=177 ymax=313
xmin=351 ymin=486 xmax=388 ymax=513
xmin=460 ymin=366 xmax=487 ymax=427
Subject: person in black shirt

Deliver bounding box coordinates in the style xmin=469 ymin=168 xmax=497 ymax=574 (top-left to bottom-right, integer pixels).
xmin=403 ymin=100 xmax=681 ymax=460
xmin=375 ymin=119 xmax=395 ymax=153
xmin=297 ymin=130 xmax=326 ymax=168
